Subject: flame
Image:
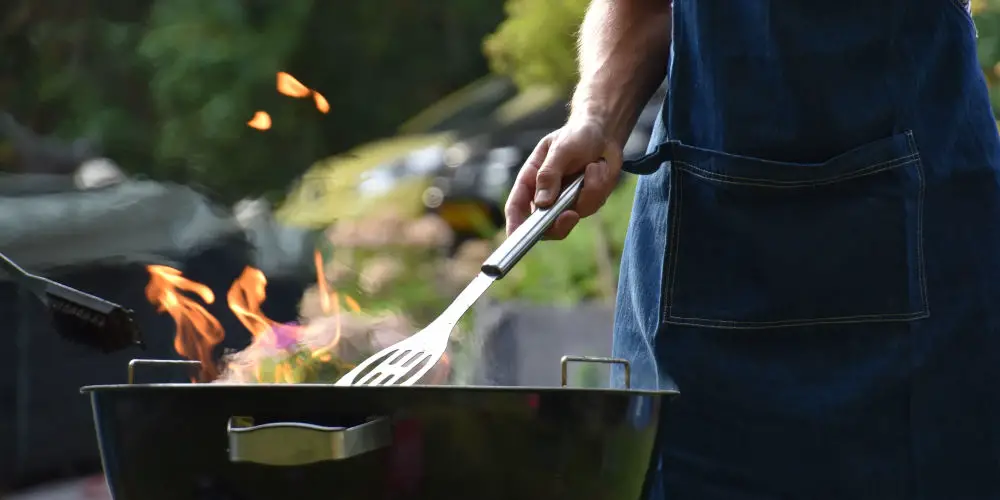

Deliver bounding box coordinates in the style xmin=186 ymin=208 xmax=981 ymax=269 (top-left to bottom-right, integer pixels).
xmin=277 ymin=71 xmax=329 ymax=113
xmin=146 ymin=253 xmax=451 ymax=385
xmin=145 ymin=264 xmax=312 ymax=383
xmin=277 ymin=71 xmax=311 ymax=98
xmin=310 ymin=250 xmax=362 ymax=358
xmin=315 ymin=250 xmax=333 ymax=314
xmin=313 ymin=91 xmax=330 ymax=114
xmin=144 ymin=252 xmax=368 ymax=383
xmin=249 ymin=73 xmax=328 ymax=130
xmin=145 ymin=265 xmax=224 ymax=381
xmin=247 ymin=111 xmax=272 ymax=130
xmin=227 ymin=267 xmax=281 ymax=338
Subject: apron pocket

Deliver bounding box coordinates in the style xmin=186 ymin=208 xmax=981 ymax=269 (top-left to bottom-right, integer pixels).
xmin=662 ymin=131 xmax=928 ymax=329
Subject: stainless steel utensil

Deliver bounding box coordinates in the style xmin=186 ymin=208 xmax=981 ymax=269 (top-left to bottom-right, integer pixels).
xmin=335 ymin=176 xmax=585 ymax=386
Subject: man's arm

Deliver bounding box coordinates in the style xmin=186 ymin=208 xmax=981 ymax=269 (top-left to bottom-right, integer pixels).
xmin=505 ymin=0 xmax=672 ymax=238
xmin=571 ymin=0 xmax=672 ymax=147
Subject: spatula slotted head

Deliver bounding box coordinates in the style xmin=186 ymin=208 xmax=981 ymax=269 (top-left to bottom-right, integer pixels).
xmin=335 ymin=335 xmax=442 ymax=386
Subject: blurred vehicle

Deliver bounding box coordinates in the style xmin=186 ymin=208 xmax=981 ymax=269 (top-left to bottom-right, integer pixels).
xmin=275 ymin=76 xmax=518 ymax=228
xmin=422 ymin=84 xmax=667 ymax=239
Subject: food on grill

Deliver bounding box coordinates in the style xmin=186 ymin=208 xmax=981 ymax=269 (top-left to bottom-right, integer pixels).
xmin=214 ymin=310 xmax=450 ymax=384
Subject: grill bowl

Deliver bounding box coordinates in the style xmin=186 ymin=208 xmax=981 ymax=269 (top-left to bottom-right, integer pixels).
xmin=82 ymin=364 xmax=675 ymax=500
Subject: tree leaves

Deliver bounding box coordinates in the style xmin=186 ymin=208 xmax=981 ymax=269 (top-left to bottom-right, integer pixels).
xmin=975 ymin=1 xmax=1000 ymax=118
xmin=483 ymin=0 xmax=589 ymax=93
xmin=4 ymin=0 xmax=504 ymax=202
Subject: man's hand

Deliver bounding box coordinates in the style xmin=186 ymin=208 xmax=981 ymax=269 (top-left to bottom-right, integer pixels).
xmin=504 ymin=116 xmax=623 ymax=239
xmin=501 ymin=0 xmax=670 ymax=240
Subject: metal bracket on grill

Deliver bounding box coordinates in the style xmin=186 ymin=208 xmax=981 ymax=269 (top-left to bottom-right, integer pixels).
xmin=127 ymin=358 xmax=203 ymax=384
xmin=560 ymin=355 xmax=631 ymax=389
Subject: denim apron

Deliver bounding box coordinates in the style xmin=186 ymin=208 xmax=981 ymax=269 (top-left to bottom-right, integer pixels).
xmin=613 ymin=1 xmax=1000 ymax=498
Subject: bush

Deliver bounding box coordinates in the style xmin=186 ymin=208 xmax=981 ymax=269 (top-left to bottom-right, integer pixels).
xmin=483 ymin=0 xmax=590 ymax=93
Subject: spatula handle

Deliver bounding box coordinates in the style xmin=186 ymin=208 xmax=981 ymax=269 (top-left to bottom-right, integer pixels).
xmin=481 ymin=175 xmax=584 ymax=278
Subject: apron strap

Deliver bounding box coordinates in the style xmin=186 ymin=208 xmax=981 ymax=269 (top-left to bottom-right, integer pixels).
xmin=621 ymin=141 xmax=676 ymax=175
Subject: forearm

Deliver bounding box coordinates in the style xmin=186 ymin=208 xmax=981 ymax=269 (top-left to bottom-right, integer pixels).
xmin=570 ymin=0 xmax=671 ymax=147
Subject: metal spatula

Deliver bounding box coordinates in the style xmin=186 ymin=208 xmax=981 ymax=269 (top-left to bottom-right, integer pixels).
xmin=335 ymin=176 xmax=584 ymax=386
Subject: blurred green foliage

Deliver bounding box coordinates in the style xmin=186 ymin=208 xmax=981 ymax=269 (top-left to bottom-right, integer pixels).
xmin=2 ymin=0 xmax=505 ymax=202
xmin=490 ymin=175 xmax=636 ymax=305
xmin=975 ymin=0 xmax=1000 ymax=119
xmin=483 ymin=0 xmax=589 ymax=93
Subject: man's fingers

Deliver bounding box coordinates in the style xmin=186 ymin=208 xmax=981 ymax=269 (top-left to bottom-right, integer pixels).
xmin=575 ymin=160 xmax=613 ymax=218
xmin=504 ymin=178 xmax=533 ymax=236
xmin=507 ymin=127 xmax=613 ymax=239
xmin=544 ymin=211 xmax=580 ymax=240
xmin=534 ymin=143 xmax=575 ymax=207
xmin=505 ymin=138 xmax=549 ymax=235
xmin=575 ymin=145 xmax=623 ymax=218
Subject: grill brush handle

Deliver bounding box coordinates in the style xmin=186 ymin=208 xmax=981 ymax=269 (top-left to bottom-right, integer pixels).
xmin=0 ymin=251 xmax=45 ymax=294
xmin=227 ymin=417 xmax=392 ymax=466
xmin=481 ymin=175 xmax=584 ymax=278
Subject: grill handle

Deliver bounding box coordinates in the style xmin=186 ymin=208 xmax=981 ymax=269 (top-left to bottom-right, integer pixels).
xmin=227 ymin=417 xmax=391 ymax=466
xmin=560 ymin=355 xmax=631 ymax=389
xmin=128 ymin=359 xmax=202 ymax=384
xmin=481 ymin=175 xmax=584 ymax=278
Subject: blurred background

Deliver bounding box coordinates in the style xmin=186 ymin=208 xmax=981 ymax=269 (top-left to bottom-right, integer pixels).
xmin=2 ymin=0 xmax=1000 ymax=497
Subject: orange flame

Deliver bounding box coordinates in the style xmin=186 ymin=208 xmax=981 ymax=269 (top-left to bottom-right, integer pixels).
xmin=146 ymin=251 xmax=450 ymax=385
xmin=277 ymin=71 xmax=311 ymax=98
xmin=145 ymin=265 xmax=224 ymax=381
xmin=247 ymin=111 xmax=272 ymax=130
xmin=276 ymin=72 xmax=329 ymax=113
xmin=248 ymin=73 xmax=329 ymax=130
xmin=313 ymin=92 xmax=330 ymax=114
xmin=315 ymin=250 xmax=332 ymax=314
xmin=310 ymin=250 xmax=361 ymax=359
xmin=227 ymin=267 xmax=282 ymax=338
xmin=144 ymin=252 xmax=365 ymax=383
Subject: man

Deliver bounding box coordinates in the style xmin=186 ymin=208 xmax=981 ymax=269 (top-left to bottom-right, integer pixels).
xmin=505 ymin=1 xmax=1000 ymax=498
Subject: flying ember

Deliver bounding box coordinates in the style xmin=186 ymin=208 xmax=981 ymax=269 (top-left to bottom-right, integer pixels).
xmin=276 ymin=71 xmax=311 ymax=98
xmin=276 ymin=71 xmax=330 ymax=113
xmin=247 ymin=72 xmax=329 ymax=130
xmin=313 ymin=92 xmax=330 ymax=114
xmin=247 ymin=111 xmax=272 ymax=130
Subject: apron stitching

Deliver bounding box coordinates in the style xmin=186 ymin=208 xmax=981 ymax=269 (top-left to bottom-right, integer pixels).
xmin=673 ymin=154 xmax=919 ymax=188
xmin=906 ymin=131 xmax=931 ymax=316
xmin=663 ymin=165 xmax=684 ymax=321
xmin=663 ymin=310 xmax=930 ymax=329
